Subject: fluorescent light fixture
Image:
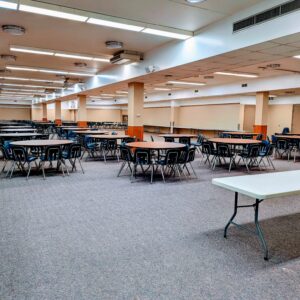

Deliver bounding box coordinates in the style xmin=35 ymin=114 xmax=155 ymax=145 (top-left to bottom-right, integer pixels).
xmin=93 ymin=58 xmax=110 ymax=62
xmin=6 ymin=65 xmax=94 ymax=77
xmin=68 ymin=72 xmax=94 ymax=77
xmin=0 ymin=83 xmax=63 ymax=89
xmin=101 ymin=93 xmax=115 ymax=97
xmin=10 ymin=47 xmax=54 ymax=56
xmin=55 ymin=53 xmax=93 ymax=60
xmin=293 ymin=55 xmax=300 ymax=59
xmin=6 ymin=66 xmax=38 ymax=72
xmin=154 ymin=87 xmax=171 ymax=91
xmin=87 ymin=18 xmax=144 ymax=32
xmin=142 ymin=28 xmax=191 ymax=40
xmin=214 ymin=71 xmax=258 ymax=78
xmin=116 ymin=91 xmax=128 ymax=94
xmin=2 ymin=88 xmax=45 ymax=92
xmin=19 ymin=4 xmax=88 ymax=22
xmin=0 ymin=0 xmax=17 ymax=10
xmin=0 ymin=76 xmax=63 ymax=83
xmin=167 ymin=81 xmax=206 ymax=86
xmin=114 ymin=58 xmax=130 ymax=65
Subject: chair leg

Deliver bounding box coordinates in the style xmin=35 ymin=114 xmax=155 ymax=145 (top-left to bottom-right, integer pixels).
xmin=150 ymin=164 xmax=154 ymax=184
xmin=9 ymin=161 xmax=16 ymax=179
xmin=78 ymin=159 xmax=84 ymax=174
xmin=189 ymin=162 xmax=197 ymax=178
xmin=160 ymin=166 xmax=165 ymax=183
xmin=41 ymin=161 xmax=46 ymax=180
xmin=26 ymin=162 xmax=32 ymax=180
xmin=117 ymin=161 xmax=126 ymax=177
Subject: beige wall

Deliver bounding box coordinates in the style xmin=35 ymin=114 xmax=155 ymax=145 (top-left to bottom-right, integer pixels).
xmin=268 ymin=104 xmax=293 ymax=136
xmin=144 ymin=107 xmax=171 ymax=127
xmin=31 ymin=107 xmax=72 ymax=121
xmin=87 ymin=109 xmax=122 ymax=122
xmin=178 ymin=104 xmax=240 ymax=130
xmin=0 ymin=106 xmax=31 ymax=120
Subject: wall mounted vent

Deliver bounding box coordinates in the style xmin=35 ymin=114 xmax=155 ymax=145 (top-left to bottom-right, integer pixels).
xmin=233 ymin=0 xmax=300 ymax=32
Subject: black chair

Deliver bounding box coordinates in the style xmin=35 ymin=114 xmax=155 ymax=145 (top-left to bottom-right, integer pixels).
xmin=122 ymin=137 xmax=136 ymax=144
xmin=101 ymin=139 xmax=119 ymax=162
xmin=117 ymin=146 xmax=133 ymax=177
xmin=132 ymin=148 xmax=153 ymax=183
xmin=179 ymin=147 xmax=197 ymax=178
xmin=156 ymin=149 xmax=181 ymax=183
xmin=191 ymin=134 xmax=204 ymax=154
xmin=201 ymin=141 xmax=217 ymax=167
xmin=81 ymin=136 xmax=99 ymax=159
xmin=214 ymin=144 xmax=236 ymax=172
xmin=179 ymin=137 xmax=190 ymax=145
xmin=256 ymin=134 xmax=263 ymax=141
xmin=62 ymin=143 xmax=84 ymax=173
xmin=0 ymin=145 xmax=13 ymax=176
xmin=275 ymin=139 xmax=291 ymax=160
xmin=258 ymin=142 xmax=275 ymax=170
xmin=164 ymin=137 xmax=175 ymax=143
xmin=39 ymin=145 xmax=69 ymax=179
xmin=10 ymin=146 xmax=38 ymax=179
xmin=238 ymin=144 xmax=261 ymax=172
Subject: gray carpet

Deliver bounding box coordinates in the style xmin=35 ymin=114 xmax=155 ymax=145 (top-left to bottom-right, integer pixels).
xmin=1 ymin=150 xmax=300 ymax=300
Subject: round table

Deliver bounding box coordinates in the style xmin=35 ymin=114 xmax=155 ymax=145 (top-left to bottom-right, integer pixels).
xmin=0 ymin=128 xmax=37 ymax=133
xmin=275 ymin=135 xmax=300 ymax=140
xmin=209 ymin=138 xmax=261 ymax=145
xmin=10 ymin=139 xmax=73 ymax=147
xmin=223 ymin=132 xmax=258 ymax=138
xmin=0 ymin=126 xmax=33 ymax=129
xmin=126 ymin=141 xmax=186 ymax=149
xmin=73 ymin=130 xmax=109 ymax=135
xmin=92 ymin=134 xmax=129 ymax=139
xmin=159 ymin=134 xmax=197 ymax=138
xmin=0 ymin=133 xmax=42 ymax=139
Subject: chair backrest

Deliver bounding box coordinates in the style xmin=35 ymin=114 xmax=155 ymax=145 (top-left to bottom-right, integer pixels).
xmin=179 ymin=137 xmax=190 ymax=145
xmin=217 ymin=144 xmax=231 ymax=156
xmin=202 ymin=142 xmax=214 ymax=155
xmin=0 ymin=145 xmax=11 ymax=160
xmin=271 ymin=135 xmax=277 ymax=144
xmin=150 ymin=135 xmax=154 ymax=142
xmin=134 ymin=149 xmax=151 ymax=164
xmin=68 ymin=144 xmax=81 ymax=159
xmin=267 ymin=144 xmax=275 ymax=156
xmin=248 ymin=145 xmax=260 ymax=157
xmin=119 ymin=145 xmax=132 ymax=161
xmin=197 ymin=134 xmax=204 ymax=143
xmin=106 ymin=139 xmax=118 ymax=150
xmin=256 ymin=134 xmax=263 ymax=140
xmin=11 ymin=146 xmax=27 ymax=162
xmin=185 ymin=147 xmax=196 ymax=163
xmin=83 ymin=136 xmax=94 ymax=147
xmin=276 ymin=139 xmax=288 ymax=150
xmin=44 ymin=146 xmax=61 ymax=161
xmin=282 ymin=127 xmax=290 ymax=134
xmin=39 ymin=134 xmax=49 ymax=140
xmin=165 ymin=137 xmax=174 ymax=142
xmin=164 ymin=149 xmax=180 ymax=164
xmin=122 ymin=137 xmax=135 ymax=144
xmin=243 ymin=135 xmax=253 ymax=139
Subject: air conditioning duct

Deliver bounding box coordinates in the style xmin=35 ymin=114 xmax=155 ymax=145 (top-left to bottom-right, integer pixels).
xmin=110 ymin=50 xmax=143 ymax=65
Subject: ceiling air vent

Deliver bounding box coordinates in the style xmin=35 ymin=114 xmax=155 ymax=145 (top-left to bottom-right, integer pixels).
xmin=233 ymin=0 xmax=300 ymax=32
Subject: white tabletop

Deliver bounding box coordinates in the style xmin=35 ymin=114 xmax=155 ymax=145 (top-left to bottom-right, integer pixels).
xmin=212 ymin=170 xmax=300 ymax=199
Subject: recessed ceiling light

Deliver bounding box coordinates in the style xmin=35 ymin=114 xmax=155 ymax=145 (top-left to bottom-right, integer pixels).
xmin=167 ymin=81 xmax=206 ymax=86
xmin=105 ymin=41 xmax=124 ymax=49
xmin=214 ymin=71 xmax=258 ymax=78
xmin=0 ymin=1 xmax=17 ymax=10
xmin=142 ymin=28 xmax=191 ymax=40
xmin=19 ymin=4 xmax=88 ymax=22
xmin=2 ymin=25 xmax=26 ymax=36
xmin=87 ymin=18 xmax=144 ymax=32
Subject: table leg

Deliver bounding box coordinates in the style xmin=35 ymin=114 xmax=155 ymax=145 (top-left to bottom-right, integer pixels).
xmin=224 ymin=192 xmax=238 ymax=238
xmin=224 ymin=193 xmax=269 ymax=260
xmin=254 ymin=199 xmax=269 ymax=260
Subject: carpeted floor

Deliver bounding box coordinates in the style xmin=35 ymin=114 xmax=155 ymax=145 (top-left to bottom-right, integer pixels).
xmin=1 ymin=141 xmax=300 ymax=300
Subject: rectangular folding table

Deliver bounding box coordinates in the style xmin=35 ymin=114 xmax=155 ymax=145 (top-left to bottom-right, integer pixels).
xmin=212 ymin=171 xmax=300 ymax=260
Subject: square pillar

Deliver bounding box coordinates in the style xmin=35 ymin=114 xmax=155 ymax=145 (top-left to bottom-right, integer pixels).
xmin=77 ymin=95 xmax=88 ymax=127
xmin=42 ymin=103 xmax=47 ymax=121
xmin=127 ymin=82 xmax=144 ymax=141
xmin=239 ymin=104 xmax=245 ymax=132
xmin=253 ymin=92 xmax=269 ymax=139
xmin=55 ymin=100 xmax=62 ymax=125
